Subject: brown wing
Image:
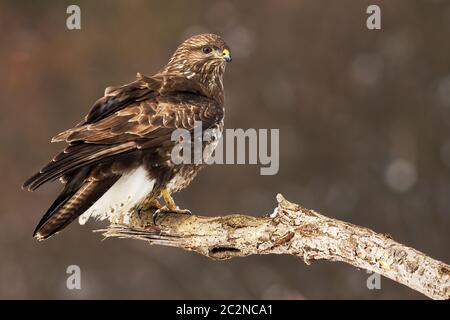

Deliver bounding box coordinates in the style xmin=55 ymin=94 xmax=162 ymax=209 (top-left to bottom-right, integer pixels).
xmin=23 ymin=91 xmax=223 ymax=191
xmin=81 ymin=73 xmax=208 ymax=125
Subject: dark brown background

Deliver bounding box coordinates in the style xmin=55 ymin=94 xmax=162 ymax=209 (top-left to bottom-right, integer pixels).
xmin=1 ymin=0 xmax=449 ymax=299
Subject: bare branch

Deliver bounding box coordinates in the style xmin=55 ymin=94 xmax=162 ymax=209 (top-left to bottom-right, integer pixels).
xmin=101 ymin=194 xmax=450 ymax=300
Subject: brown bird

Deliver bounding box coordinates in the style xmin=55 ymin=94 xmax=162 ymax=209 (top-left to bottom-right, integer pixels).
xmin=23 ymin=33 xmax=231 ymax=240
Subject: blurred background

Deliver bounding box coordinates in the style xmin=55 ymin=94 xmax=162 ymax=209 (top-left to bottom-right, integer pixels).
xmin=1 ymin=0 xmax=449 ymax=299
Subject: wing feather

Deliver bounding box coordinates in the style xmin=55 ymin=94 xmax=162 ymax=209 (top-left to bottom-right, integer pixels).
xmin=23 ymin=142 xmax=136 ymax=191
xmin=23 ymin=76 xmax=223 ymax=192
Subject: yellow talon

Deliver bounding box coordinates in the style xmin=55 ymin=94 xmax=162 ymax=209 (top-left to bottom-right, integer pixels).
xmin=158 ymin=189 xmax=191 ymax=215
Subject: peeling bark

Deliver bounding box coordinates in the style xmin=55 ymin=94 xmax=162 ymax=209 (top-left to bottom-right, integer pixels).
xmin=101 ymin=194 xmax=450 ymax=300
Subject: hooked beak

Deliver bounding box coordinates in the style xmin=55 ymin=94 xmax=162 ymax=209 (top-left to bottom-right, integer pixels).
xmin=221 ymin=48 xmax=232 ymax=62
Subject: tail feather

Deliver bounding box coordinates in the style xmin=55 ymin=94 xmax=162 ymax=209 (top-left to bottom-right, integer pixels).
xmin=34 ymin=174 xmax=119 ymax=240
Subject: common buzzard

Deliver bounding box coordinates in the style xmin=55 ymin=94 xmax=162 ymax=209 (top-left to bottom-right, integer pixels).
xmin=23 ymin=33 xmax=231 ymax=240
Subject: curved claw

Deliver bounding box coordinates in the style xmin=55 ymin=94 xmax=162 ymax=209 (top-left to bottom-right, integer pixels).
xmin=152 ymin=206 xmax=192 ymax=224
xmin=156 ymin=205 xmax=192 ymax=215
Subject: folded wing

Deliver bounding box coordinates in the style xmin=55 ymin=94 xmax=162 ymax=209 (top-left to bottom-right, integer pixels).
xmin=23 ymin=76 xmax=222 ymax=191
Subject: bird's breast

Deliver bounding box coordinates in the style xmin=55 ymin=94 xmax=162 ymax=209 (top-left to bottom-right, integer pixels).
xmin=202 ymin=121 xmax=223 ymax=163
xmin=166 ymin=121 xmax=223 ymax=193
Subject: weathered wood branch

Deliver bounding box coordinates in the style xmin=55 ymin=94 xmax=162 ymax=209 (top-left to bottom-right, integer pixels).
xmin=101 ymin=194 xmax=450 ymax=300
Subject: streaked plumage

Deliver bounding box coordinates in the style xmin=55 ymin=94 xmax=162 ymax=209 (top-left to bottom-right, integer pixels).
xmin=23 ymin=34 xmax=231 ymax=240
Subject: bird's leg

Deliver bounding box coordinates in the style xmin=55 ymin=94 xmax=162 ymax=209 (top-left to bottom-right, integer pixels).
xmin=156 ymin=189 xmax=192 ymax=215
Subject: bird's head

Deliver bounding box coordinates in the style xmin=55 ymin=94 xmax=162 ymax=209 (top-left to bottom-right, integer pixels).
xmin=160 ymin=34 xmax=231 ymax=96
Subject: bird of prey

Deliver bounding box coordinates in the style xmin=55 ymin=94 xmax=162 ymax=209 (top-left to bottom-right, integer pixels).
xmin=23 ymin=33 xmax=231 ymax=240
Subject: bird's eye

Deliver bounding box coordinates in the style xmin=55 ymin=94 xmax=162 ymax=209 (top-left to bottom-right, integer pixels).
xmin=202 ymin=46 xmax=213 ymax=54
